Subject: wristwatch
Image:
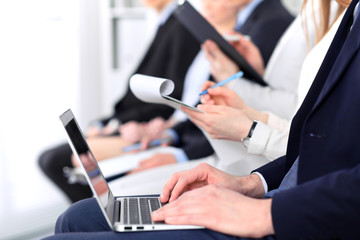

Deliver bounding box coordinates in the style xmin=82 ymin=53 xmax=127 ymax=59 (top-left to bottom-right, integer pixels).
xmin=246 ymin=120 xmax=258 ymax=139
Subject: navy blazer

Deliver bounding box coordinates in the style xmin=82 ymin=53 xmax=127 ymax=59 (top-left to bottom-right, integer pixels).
xmin=238 ymin=0 xmax=293 ymax=65
xmin=256 ymin=1 xmax=360 ymax=238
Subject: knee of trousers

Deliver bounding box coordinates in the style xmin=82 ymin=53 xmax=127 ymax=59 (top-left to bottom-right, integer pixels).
xmin=55 ymin=198 xmax=109 ymax=233
xmin=55 ymin=199 xmax=92 ymax=233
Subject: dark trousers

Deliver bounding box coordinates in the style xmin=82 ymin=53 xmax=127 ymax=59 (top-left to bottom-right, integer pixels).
xmin=38 ymin=143 xmax=92 ymax=202
xmin=42 ymin=198 xmax=276 ymax=240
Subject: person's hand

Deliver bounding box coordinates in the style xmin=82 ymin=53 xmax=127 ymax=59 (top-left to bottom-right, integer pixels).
xmin=183 ymin=105 xmax=253 ymax=141
xmin=120 ymin=117 xmax=174 ymax=149
xmin=119 ymin=121 xmax=146 ymax=144
xmin=159 ymin=162 xmax=265 ymax=203
xmin=202 ymin=40 xmax=240 ymax=82
xmin=86 ymin=125 xmax=102 ymax=137
xmin=229 ymin=33 xmax=264 ymax=76
xmin=127 ymin=153 xmax=177 ymax=174
xmin=152 ymin=185 xmax=274 ymax=238
xmin=200 ymin=81 xmax=247 ymax=109
xmin=145 ymin=117 xmax=171 ymax=140
xmin=86 ymin=120 xmax=119 ymax=137
xmin=139 ymin=118 xmax=175 ymax=150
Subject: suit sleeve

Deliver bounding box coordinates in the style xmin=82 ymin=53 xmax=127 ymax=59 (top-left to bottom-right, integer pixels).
xmin=253 ymin=155 xmax=288 ymax=191
xmin=172 ymin=120 xmax=214 ymax=160
xmin=271 ymin=163 xmax=360 ymax=239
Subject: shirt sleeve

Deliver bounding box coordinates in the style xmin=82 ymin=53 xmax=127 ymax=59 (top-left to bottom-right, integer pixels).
xmin=252 ymin=172 xmax=268 ymax=193
xmin=229 ymin=78 xmax=297 ymax=120
xmin=171 ymin=148 xmax=189 ymax=163
xmin=243 ymin=121 xmax=289 ymax=161
xmin=266 ymin=111 xmax=290 ymax=131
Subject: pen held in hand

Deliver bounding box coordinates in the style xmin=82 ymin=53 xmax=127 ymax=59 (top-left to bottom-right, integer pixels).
xmin=199 ymin=71 xmax=244 ymax=96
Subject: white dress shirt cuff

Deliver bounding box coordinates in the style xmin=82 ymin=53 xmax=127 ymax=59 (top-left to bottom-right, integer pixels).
xmin=243 ymin=121 xmax=272 ymax=155
xmin=252 ymin=172 xmax=268 ymax=193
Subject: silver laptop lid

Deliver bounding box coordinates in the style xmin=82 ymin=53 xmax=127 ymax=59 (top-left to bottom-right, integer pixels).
xmin=59 ymin=109 xmax=115 ymax=228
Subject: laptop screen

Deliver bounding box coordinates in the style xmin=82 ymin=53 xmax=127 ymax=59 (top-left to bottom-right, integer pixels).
xmin=60 ymin=109 xmax=113 ymax=223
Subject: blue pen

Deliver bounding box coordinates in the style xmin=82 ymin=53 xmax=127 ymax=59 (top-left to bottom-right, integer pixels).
xmin=199 ymin=71 xmax=244 ymax=96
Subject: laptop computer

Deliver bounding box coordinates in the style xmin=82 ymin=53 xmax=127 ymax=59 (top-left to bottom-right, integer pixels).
xmin=59 ymin=109 xmax=203 ymax=232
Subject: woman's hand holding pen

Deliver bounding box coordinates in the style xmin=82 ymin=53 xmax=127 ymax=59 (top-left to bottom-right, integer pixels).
xmin=200 ymin=81 xmax=247 ymax=109
xmin=199 ymin=82 xmax=269 ymax=124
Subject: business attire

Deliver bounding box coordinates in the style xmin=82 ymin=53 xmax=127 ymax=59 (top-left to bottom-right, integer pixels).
xmin=105 ymin=15 xmax=200 ymax=124
xmin=42 ymin=1 xmax=360 ymax=239
xmin=169 ymin=1 xmax=322 ymax=176
xmin=167 ymin=0 xmax=294 ymax=161
xmin=96 ymin=0 xmax=295 ymax=195
xmin=38 ymin=2 xmax=200 ymax=203
xmin=245 ymin=5 xmax=346 ymax=161
xmin=171 ymin=0 xmax=294 ymax=123
xmin=257 ymin=0 xmax=360 ymax=238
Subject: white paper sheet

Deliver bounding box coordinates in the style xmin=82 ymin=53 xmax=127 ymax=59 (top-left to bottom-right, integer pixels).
xmin=129 ymin=74 xmax=202 ymax=112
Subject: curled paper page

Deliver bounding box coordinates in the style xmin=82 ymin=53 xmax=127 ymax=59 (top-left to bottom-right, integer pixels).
xmin=130 ymin=74 xmax=202 ymax=112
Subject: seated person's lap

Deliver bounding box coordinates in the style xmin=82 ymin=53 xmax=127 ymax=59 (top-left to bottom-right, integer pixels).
xmin=50 ymin=198 xmax=274 ymax=240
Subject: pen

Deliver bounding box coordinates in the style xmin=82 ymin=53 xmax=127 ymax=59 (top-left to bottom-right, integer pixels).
xmin=199 ymin=71 xmax=244 ymax=96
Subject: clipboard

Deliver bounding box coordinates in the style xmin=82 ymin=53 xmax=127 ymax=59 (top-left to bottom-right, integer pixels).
xmin=129 ymin=74 xmax=203 ymax=113
xmin=174 ymin=1 xmax=267 ymax=86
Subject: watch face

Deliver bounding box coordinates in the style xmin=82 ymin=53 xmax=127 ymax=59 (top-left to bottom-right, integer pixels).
xmin=247 ymin=121 xmax=258 ymax=139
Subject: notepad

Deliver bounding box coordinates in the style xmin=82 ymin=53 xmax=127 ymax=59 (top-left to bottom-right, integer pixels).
xmin=129 ymin=74 xmax=203 ymax=113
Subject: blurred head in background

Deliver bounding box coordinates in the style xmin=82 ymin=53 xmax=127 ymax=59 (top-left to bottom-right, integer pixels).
xmin=201 ymin=0 xmax=242 ymax=34
xmin=141 ymin=0 xmax=174 ymax=12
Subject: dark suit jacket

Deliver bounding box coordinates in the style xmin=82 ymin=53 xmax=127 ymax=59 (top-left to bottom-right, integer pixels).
xmin=173 ymin=0 xmax=293 ymax=160
xmin=103 ymin=14 xmax=200 ymax=125
xmin=238 ymin=0 xmax=294 ymax=65
xmin=255 ymin=1 xmax=360 ymax=238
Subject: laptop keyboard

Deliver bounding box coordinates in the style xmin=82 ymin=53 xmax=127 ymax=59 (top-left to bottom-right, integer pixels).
xmin=123 ymin=197 xmax=162 ymax=225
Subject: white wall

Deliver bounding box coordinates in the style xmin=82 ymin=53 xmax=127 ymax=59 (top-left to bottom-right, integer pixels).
xmin=0 ymin=0 xmax=82 ymax=239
